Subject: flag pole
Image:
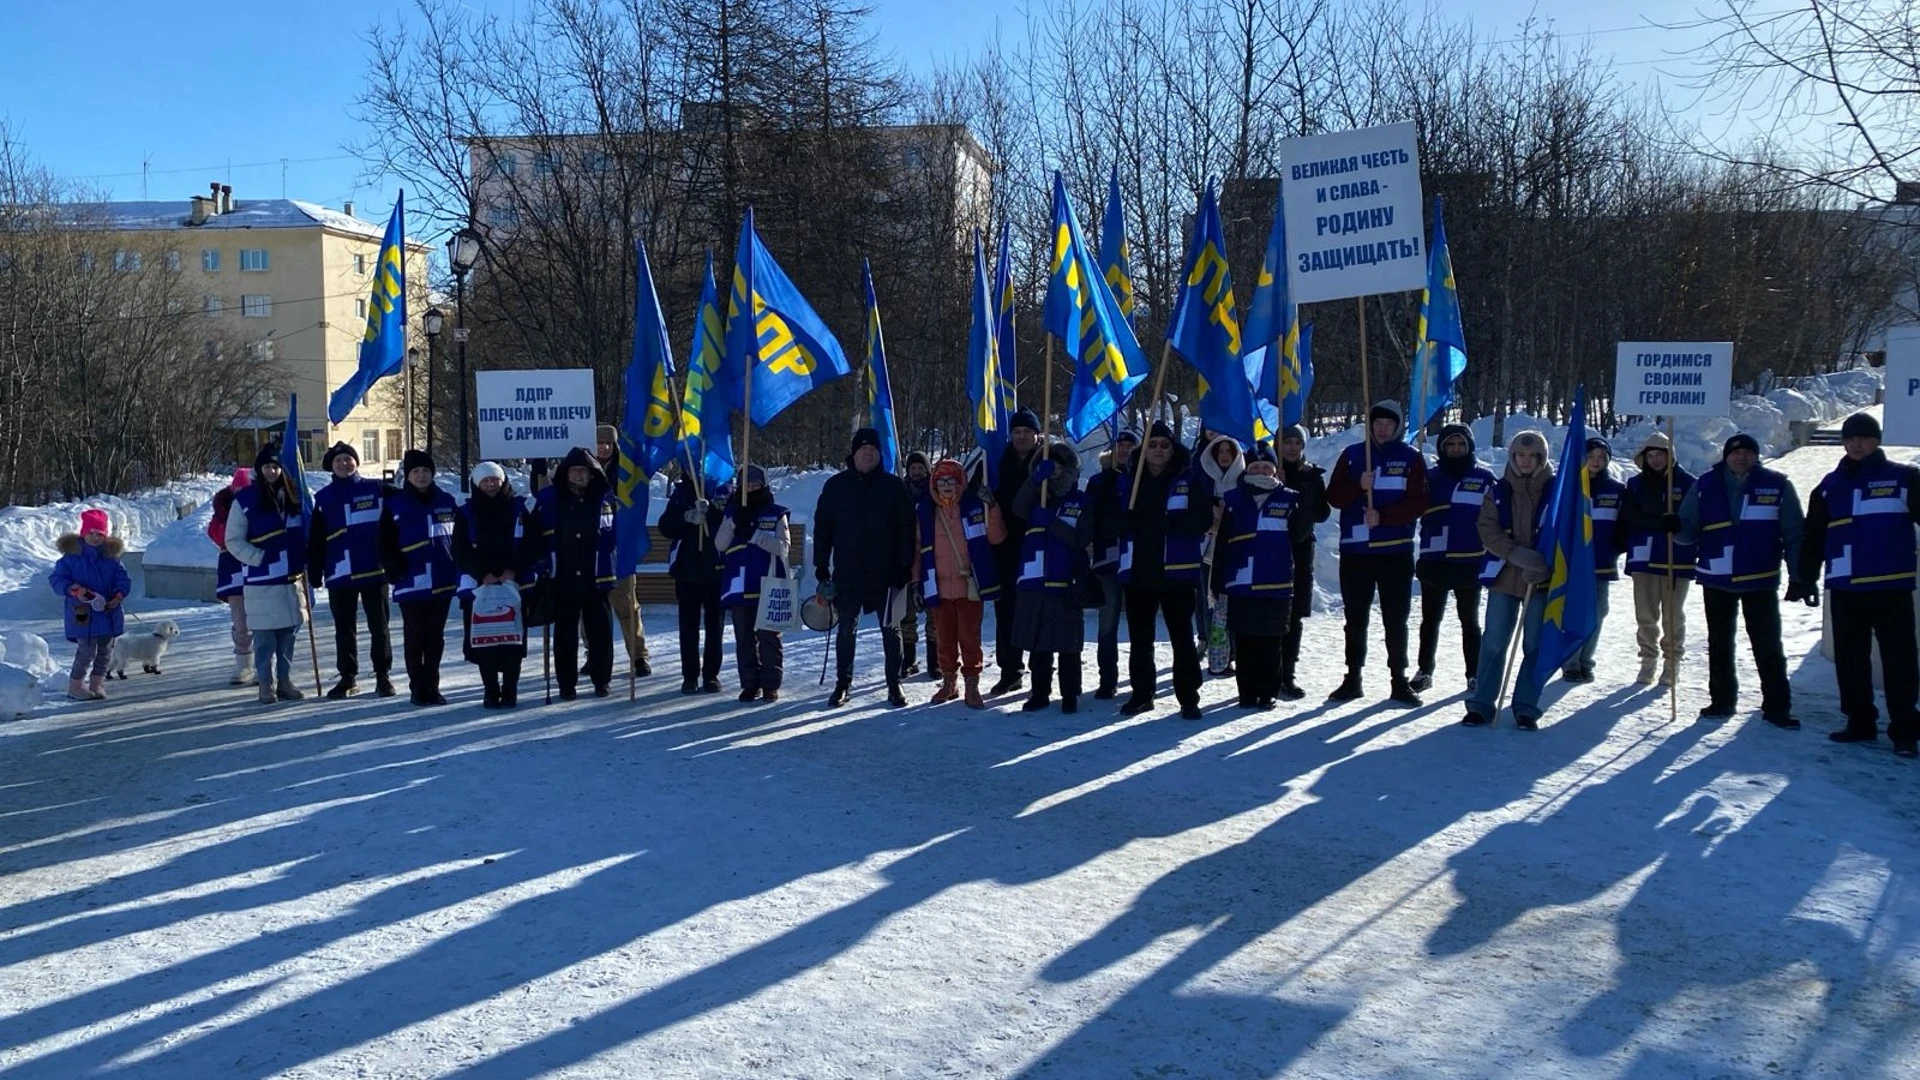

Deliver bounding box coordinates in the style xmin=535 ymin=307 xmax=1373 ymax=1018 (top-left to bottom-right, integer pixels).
xmin=1128 ymin=341 xmax=1176 ymax=510
xmin=664 ymin=364 xmax=706 ymax=550
xmin=1040 ymin=337 xmax=1054 ymax=507
xmin=1358 ymin=297 xmax=1373 ymax=511
xmin=302 ymin=578 xmax=323 ymax=697
xmin=1665 ymin=413 xmax=1677 ymax=722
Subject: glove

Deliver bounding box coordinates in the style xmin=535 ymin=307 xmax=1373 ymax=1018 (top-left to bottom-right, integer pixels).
xmin=1031 ymin=460 xmax=1056 ymax=483
xmin=88 ymin=593 xmax=108 ymax=612
xmin=67 ymin=585 xmax=87 ymax=598
xmin=683 ymin=507 xmax=706 ymax=524
xmin=105 ymin=594 xmax=123 ymax=610
xmin=694 ymin=498 xmax=711 ymax=515
xmin=1507 ymin=547 xmax=1548 ymax=575
xmin=818 ymin=579 xmax=837 ymax=601
xmin=1785 ymin=581 xmax=1819 ymax=607
xmin=1661 ymin=513 xmax=1681 ymax=534
xmin=977 ymin=487 xmax=996 ymax=508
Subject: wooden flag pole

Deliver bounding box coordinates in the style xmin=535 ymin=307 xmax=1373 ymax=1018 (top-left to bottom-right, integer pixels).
xmin=1358 ymin=297 xmax=1374 ymax=511
xmin=1040 ymin=337 xmax=1054 ymax=507
xmin=1664 ymin=414 xmax=1677 ymax=722
xmin=1127 ymin=341 xmax=1177 ymax=510
xmin=302 ymin=581 xmax=323 ymax=697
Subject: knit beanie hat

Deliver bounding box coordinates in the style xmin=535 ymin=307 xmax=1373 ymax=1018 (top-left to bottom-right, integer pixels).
xmin=253 ymin=442 xmax=282 ymax=470
xmin=1841 ymin=413 xmax=1881 ymax=441
xmin=1722 ymin=433 xmax=1760 ymax=458
xmin=232 ymin=467 xmax=252 ymax=490
xmin=1369 ymin=400 xmax=1404 ymax=427
xmin=321 ymin=441 xmax=359 ymax=472
xmin=1010 ymin=408 xmax=1041 ymax=433
xmin=1282 ymin=424 xmax=1309 ymax=445
xmin=1246 ymin=443 xmax=1278 ymax=465
xmin=402 ymin=448 xmax=436 ymax=476
xmin=850 ymin=427 xmax=882 ymax=454
xmin=744 ymin=464 xmax=769 ymax=487
xmin=1115 ymin=426 xmax=1141 ymax=448
xmin=471 ymin=461 xmax=506 ymax=486
xmin=596 ymin=424 xmax=618 ymax=445
xmin=1438 ymin=422 xmax=1474 ymax=454
xmin=903 ymin=450 xmax=930 ymax=472
xmin=79 ymin=508 xmax=110 ymax=536
xmin=1148 ymin=420 xmax=1176 ymax=444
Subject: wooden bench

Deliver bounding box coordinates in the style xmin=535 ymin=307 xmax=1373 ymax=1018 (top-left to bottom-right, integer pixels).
xmin=631 ymin=522 xmax=808 ymax=603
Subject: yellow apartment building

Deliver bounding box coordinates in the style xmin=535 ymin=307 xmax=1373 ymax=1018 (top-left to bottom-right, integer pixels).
xmin=69 ymin=184 xmax=433 ymax=470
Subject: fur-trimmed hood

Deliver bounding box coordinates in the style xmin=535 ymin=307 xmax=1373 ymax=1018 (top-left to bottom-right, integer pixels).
xmin=56 ymin=533 xmax=126 ymax=558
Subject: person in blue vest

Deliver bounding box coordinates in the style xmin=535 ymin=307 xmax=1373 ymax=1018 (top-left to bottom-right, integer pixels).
xmin=1213 ymin=444 xmax=1314 ymax=708
xmin=223 ymin=443 xmax=311 ymax=705
xmin=207 ymin=468 xmax=255 ymax=686
xmin=309 ymin=441 xmax=396 ymax=699
xmin=379 ymin=448 xmax=459 ymax=706
xmin=1277 ymin=425 xmax=1329 ymax=698
xmin=1116 ymin=421 xmax=1216 ymax=719
xmin=1797 ymin=412 xmax=1920 ymax=756
xmin=899 ymin=450 xmax=936 ymax=680
xmin=453 ymin=461 xmax=537 ymax=708
xmin=1325 ymin=400 xmax=1431 ymax=705
xmin=1412 ymin=423 xmax=1494 ymax=693
xmin=916 ymin=458 xmax=1005 ymax=708
xmin=1462 ymin=431 xmax=1555 ymax=730
xmin=1676 ymin=432 xmax=1808 ymax=727
xmin=1086 ymin=427 xmax=1139 ymax=699
xmin=660 ymin=470 xmax=728 ymax=695
xmin=1010 ymin=442 xmax=1096 ymax=714
xmin=1565 ymin=437 xmax=1627 ymax=683
xmin=814 ymin=427 xmax=919 ymax=708
xmin=717 ymin=465 xmax=791 ymax=702
xmin=1619 ymin=431 xmax=1696 ymax=686
xmin=536 ymin=446 xmax=619 ymax=699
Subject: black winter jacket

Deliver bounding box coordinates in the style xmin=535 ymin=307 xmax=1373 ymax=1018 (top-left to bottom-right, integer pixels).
xmin=814 ymin=460 xmax=916 ymax=603
xmin=658 ymin=476 xmax=726 ymax=584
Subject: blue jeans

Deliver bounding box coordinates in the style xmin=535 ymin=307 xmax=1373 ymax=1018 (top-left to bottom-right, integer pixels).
xmin=1467 ymin=591 xmax=1547 ymax=721
xmin=1095 ymin=570 xmax=1125 ymax=689
xmin=253 ymin=625 xmax=298 ymax=688
xmin=1570 ymin=577 xmax=1614 ymax=673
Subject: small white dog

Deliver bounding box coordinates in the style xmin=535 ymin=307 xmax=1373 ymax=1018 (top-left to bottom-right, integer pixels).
xmin=111 ymin=620 xmax=180 ymax=679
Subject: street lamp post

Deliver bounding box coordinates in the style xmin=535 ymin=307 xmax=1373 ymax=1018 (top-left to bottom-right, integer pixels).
xmin=405 ymin=346 xmax=420 ymax=453
xmin=423 ymin=306 xmax=445 ymax=455
xmin=447 ymin=226 xmax=482 ymax=491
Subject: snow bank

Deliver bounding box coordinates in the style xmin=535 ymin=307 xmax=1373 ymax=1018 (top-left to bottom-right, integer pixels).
xmin=0 ymin=662 xmax=42 ymax=718
xmin=0 ymin=474 xmax=228 ymax=594
xmin=0 ymin=628 xmax=57 ymax=680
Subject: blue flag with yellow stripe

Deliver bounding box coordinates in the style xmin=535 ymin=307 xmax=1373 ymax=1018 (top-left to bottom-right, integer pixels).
xmin=679 ymin=252 xmax=736 ymax=494
xmin=992 ymin=222 xmax=1017 ymax=419
xmin=967 ymin=231 xmax=1009 ymax=488
xmin=1048 ymin=173 xmax=1149 ymax=443
xmin=726 ymin=207 xmax=852 ymax=427
xmin=1532 ymin=385 xmax=1597 ymax=681
xmin=328 ymin=192 xmax=408 ymax=424
xmin=1174 ymin=182 xmax=1265 ymax=446
xmin=613 ymin=236 xmax=673 ymax=575
xmin=861 ymin=260 xmax=900 ymax=474
xmin=1244 ymin=191 xmax=1312 ymax=430
xmin=1410 ymin=197 xmax=1468 ymax=432
xmin=1099 ymin=165 xmax=1136 ymax=323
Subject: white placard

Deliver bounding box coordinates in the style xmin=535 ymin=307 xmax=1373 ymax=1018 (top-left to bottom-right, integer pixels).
xmin=1280 ymin=121 xmax=1427 ymax=304
xmin=1882 ymin=326 xmax=1920 ymax=446
xmin=474 ymin=368 xmax=598 ymax=459
xmin=1612 ymin=342 xmax=1735 ymax=418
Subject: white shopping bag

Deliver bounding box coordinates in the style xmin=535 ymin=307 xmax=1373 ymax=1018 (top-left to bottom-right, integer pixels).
xmin=470 ymin=583 xmax=525 ymax=651
xmin=1207 ymin=595 xmax=1231 ymax=675
xmin=756 ymin=573 xmax=801 ymax=633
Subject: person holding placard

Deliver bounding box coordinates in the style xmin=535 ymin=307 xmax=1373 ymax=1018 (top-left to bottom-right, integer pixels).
xmin=1619 ymin=432 xmax=1697 ymax=686
xmin=717 ymin=466 xmax=790 ymax=703
xmin=1798 ymin=413 xmax=1920 ymax=757
xmin=1677 ymin=433 xmax=1807 ymax=728
xmin=1325 ymin=400 xmax=1430 ymax=705
xmin=1565 ymin=438 xmax=1626 ymax=683
xmin=1411 ymin=423 xmax=1493 ymax=694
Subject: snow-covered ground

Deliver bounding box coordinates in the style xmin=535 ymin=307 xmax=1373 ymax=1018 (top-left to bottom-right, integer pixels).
xmin=4 ymin=454 xmax=1919 ymax=1078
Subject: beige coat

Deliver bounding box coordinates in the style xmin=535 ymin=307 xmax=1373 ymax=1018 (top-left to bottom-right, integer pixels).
xmin=224 ymin=508 xmax=309 ymax=633
xmin=1477 ymin=432 xmax=1555 ymax=600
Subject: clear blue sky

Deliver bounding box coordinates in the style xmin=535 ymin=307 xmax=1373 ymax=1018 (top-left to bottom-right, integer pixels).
xmin=0 ymin=0 xmax=1724 ymax=232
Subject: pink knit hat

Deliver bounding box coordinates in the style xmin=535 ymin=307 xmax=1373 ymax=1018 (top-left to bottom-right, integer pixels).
xmin=232 ymin=467 xmax=252 ymax=490
xmin=79 ymin=508 xmax=110 ymax=536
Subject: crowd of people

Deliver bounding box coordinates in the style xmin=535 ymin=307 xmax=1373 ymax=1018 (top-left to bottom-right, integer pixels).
xmin=46 ymin=409 xmax=1920 ymax=757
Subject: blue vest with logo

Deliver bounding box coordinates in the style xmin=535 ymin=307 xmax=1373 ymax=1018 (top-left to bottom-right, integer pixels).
xmin=1337 ymin=440 xmax=1421 ymax=553
xmin=389 ymin=487 xmax=460 ymax=602
xmin=534 ymin=486 xmax=619 ymax=591
xmin=918 ymin=493 xmax=1002 ymax=607
xmin=1017 ymin=491 xmax=1090 ymax=594
xmin=1695 ymin=465 xmax=1789 ymax=591
xmin=1625 ymin=469 xmax=1697 ymax=577
xmin=1478 ymin=478 xmax=1551 ymax=586
xmin=1816 ymin=457 xmax=1918 ymax=591
xmin=455 ymin=494 xmax=537 ymax=601
xmin=722 ymin=503 xmax=790 ymax=608
xmin=1219 ymin=485 xmax=1299 ymax=600
xmin=1419 ymin=464 xmax=1495 ymax=565
xmin=1589 ymin=472 xmax=1626 ymax=581
xmin=314 ymin=476 xmax=388 ymax=587
xmin=216 ymin=551 xmax=247 ymax=599
xmin=1119 ymin=470 xmax=1207 ymax=584
xmin=232 ymin=486 xmax=307 ymax=587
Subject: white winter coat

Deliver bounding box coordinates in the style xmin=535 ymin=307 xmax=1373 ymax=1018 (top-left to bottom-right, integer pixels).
xmin=224 ymin=526 xmax=308 ymax=632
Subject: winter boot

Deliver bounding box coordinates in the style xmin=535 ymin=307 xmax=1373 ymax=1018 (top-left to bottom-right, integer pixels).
xmin=276 ymin=680 xmax=306 ymax=701
xmin=886 ymin=682 xmax=909 ymax=708
xmin=1023 ymin=656 xmax=1054 ymax=712
xmin=67 ymin=678 xmax=90 ymax=701
xmin=230 ymin=655 xmax=255 ymax=686
xmin=738 ymin=687 xmax=760 ymax=702
xmin=87 ymin=676 xmax=108 ymax=700
xmin=901 ymin=639 xmax=921 ymax=679
xmin=374 ymin=673 xmax=396 ymax=697
xmin=481 ymin=669 xmax=503 ymax=709
xmin=931 ymin=674 xmax=960 ymax=705
xmin=1119 ymin=695 xmax=1155 ymax=716
xmin=1407 ymin=669 xmax=1433 ymax=693
xmin=258 ymin=683 xmax=278 ymax=705
xmin=1388 ymin=675 xmax=1423 ymax=707
xmin=963 ymin=674 xmax=985 ymax=709
xmin=501 ymin=669 xmax=521 ymax=707
xmin=1635 ymin=658 xmax=1657 ymax=685
xmin=1514 ymin=715 xmax=1540 ymax=731
xmin=828 ymin=679 xmax=852 ymax=708
xmin=1328 ymin=671 xmax=1364 ymax=702
xmin=988 ymin=668 xmax=1024 ymax=696
xmin=326 ymin=677 xmax=358 ymax=700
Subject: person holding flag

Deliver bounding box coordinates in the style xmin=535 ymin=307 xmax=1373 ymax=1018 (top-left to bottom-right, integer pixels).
xmin=1115 ymin=422 xmax=1215 ymax=720
xmin=1086 ymin=426 xmax=1140 ymax=699
xmin=1565 ymin=437 xmax=1626 ymax=683
xmin=536 ymin=447 xmax=619 ymax=700
xmin=1461 ymin=430 xmax=1557 ymax=729
xmin=989 ymin=408 xmax=1044 ymax=696
xmin=224 ymin=440 xmax=312 ymax=705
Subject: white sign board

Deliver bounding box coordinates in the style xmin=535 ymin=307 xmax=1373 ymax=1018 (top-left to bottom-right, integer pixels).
xmin=1612 ymin=342 xmax=1734 ymax=418
xmin=1882 ymin=325 xmax=1920 ymax=446
xmin=1279 ymin=121 xmax=1427 ymax=304
xmin=474 ymin=368 xmax=598 ymax=459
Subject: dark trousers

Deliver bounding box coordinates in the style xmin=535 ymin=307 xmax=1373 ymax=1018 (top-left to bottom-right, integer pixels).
xmin=1281 ymin=542 xmax=1315 ymax=681
xmin=1702 ymin=586 xmax=1791 ymax=716
xmin=1830 ymin=589 xmax=1920 ymax=741
xmin=1095 ymin=569 xmax=1125 ymax=689
xmin=1030 ymin=650 xmax=1082 ymax=700
xmin=1340 ymin=552 xmax=1414 ymax=675
xmin=835 ymin=594 xmax=903 ymax=686
xmin=994 ymin=586 xmax=1025 ymax=676
xmin=675 ymin=579 xmax=725 ymax=683
xmin=731 ymin=606 xmax=785 ymax=691
xmin=327 ymin=582 xmax=392 ymax=679
xmin=1126 ymin=585 xmax=1201 ymax=709
xmin=554 ymin=589 xmax=615 ymax=692
xmin=463 ymin=608 xmax=523 ymax=700
xmin=398 ymin=596 xmax=451 ymax=696
xmin=1237 ymin=633 xmax=1283 ymax=701
xmin=1416 ymin=565 xmax=1482 ymax=678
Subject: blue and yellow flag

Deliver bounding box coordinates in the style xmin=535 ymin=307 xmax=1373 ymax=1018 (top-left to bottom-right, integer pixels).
xmin=679 ymin=252 xmax=736 ymax=494
xmin=1048 ymin=173 xmax=1149 ymax=443
xmin=1409 ymin=197 xmax=1467 ymax=433
xmin=861 ymin=260 xmax=900 ymax=474
xmin=1174 ymin=182 xmax=1265 ymax=446
xmin=614 ymin=237 xmax=675 ymax=575
xmin=967 ymin=231 xmax=1008 ymax=488
xmin=328 ymin=192 xmax=408 ymax=424
xmin=992 ymin=222 xmax=1017 ymax=420
xmin=1243 ymin=191 xmax=1313 ymax=430
xmin=1098 ymin=165 xmax=1136 ymax=323
xmin=725 ymin=207 xmax=852 ymax=427
xmin=1532 ymin=385 xmax=1597 ymax=681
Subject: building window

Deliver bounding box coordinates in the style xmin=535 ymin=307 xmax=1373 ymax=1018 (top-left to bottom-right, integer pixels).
xmin=581 ymin=150 xmax=611 ymax=174
xmin=355 ymin=298 xmax=368 ymax=318
xmin=386 ymin=429 xmax=402 ymax=461
xmin=239 ymin=248 xmax=269 ymax=272
xmin=77 ymin=252 xmax=95 ymax=272
xmin=532 ymin=151 xmax=558 ymax=176
xmin=362 ymin=429 xmax=381 ymax=463
xmin=164 ymin=297 xmax=185 ymax=315
xmin=202 ymin=249 xmax=220 ymax=272
xmin=113 ymin=250 xmax=142 ymax=272
xmin=164 ymin=250 xmax=182 ymax=272
xmin=202 ymin=294 xmax=222 ymax=317
xmin=353 ymin=253 xmax=366 ymax=274
xmin=240 ymin=294 xmax=272 ymax=318
xmin=248 ymin=340 xmax=274 ymax=362
xmin=488 ymin=205 xmax=520 ymax=228
xmin=491 ymin=151 xmax=517 ymax=177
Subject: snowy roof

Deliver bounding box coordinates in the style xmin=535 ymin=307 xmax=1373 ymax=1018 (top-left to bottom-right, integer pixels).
xmin=55 ymin=198 xmax=418 ymax=244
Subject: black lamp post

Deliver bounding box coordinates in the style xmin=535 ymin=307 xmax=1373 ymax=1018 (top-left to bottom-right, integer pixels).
xmin=422 ymin=305 xmax=445 ymax=454
xmin=447 ymin=226 xmax=482 ymax=490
